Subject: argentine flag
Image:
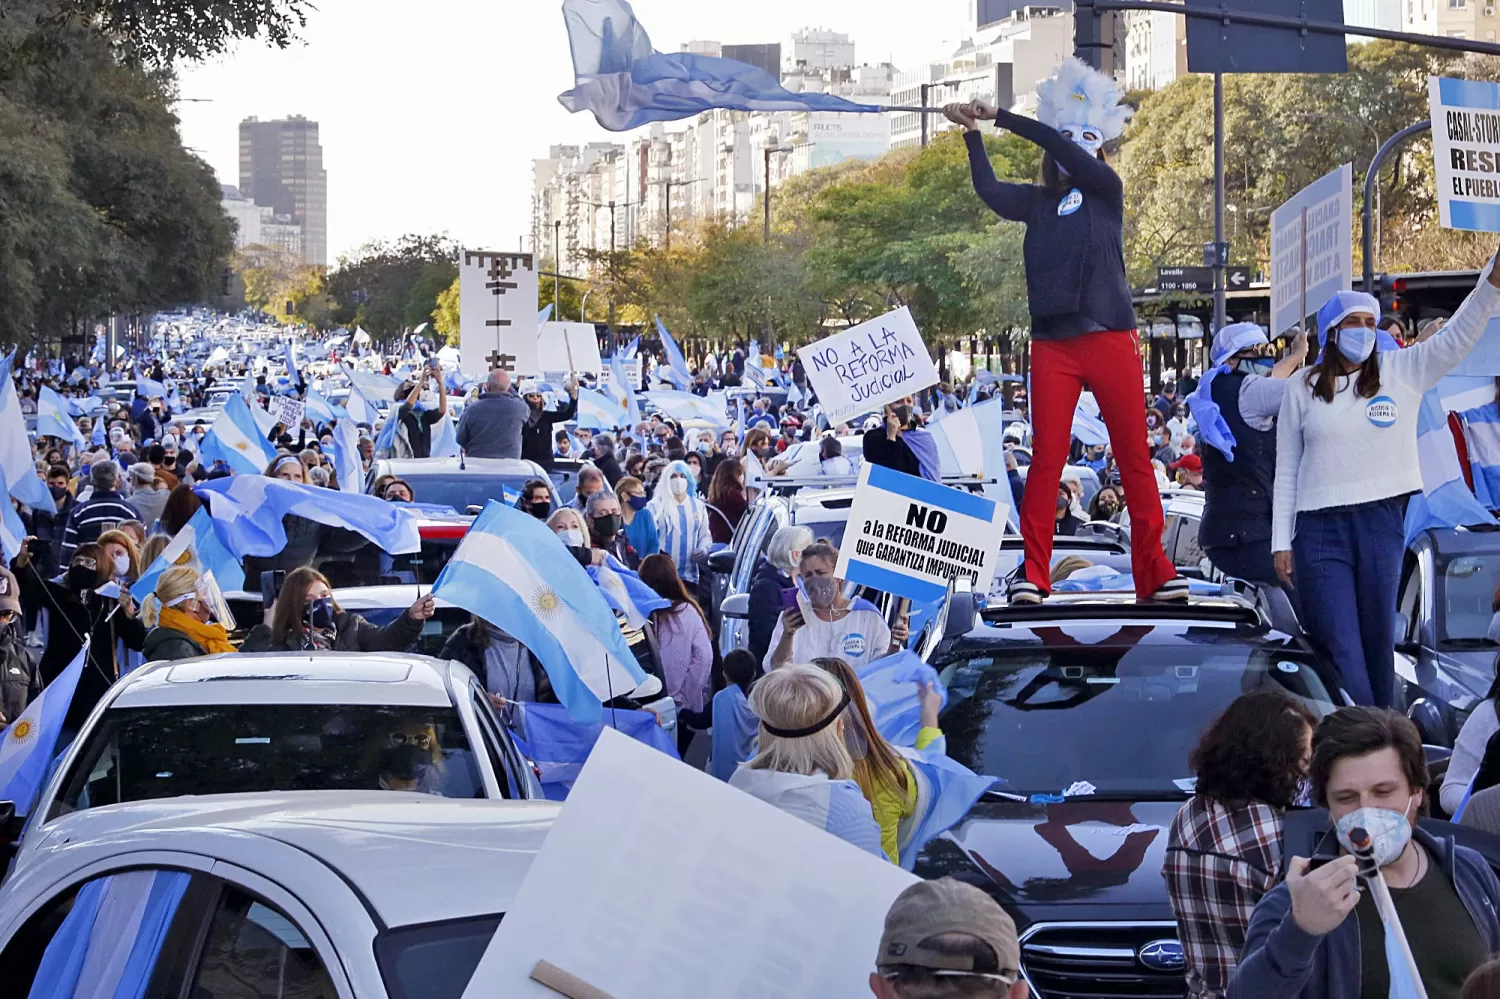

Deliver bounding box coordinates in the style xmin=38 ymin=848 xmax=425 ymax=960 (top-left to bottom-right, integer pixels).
xmin=0 ymin=467 xmax=27 ymax=562
xmin=284 ymin=341 xmax=300 ymax=387
xmin=0 ymin=644 xmax=86 ymax=816
xmin=642 ymin=390 xmax=729 ymax=428
xmin=1406 ymin=386 xmax=1499 ymax=545
xmin=37 ymin=385 xmax=87 ymax=449
xmin=329 ymin=413 xmax=364 ymax=493
xmin=304 ymin=389 xmax=347 ymax=427
xmin=0 ymin=355 xmax=51 ymax=509
xmin=577 ymin=387 xmax=626 ymax=430
xmin=132 ymin=506 xmax=245 ymax=598
xmin=431 ymin=411 xmax=460 ymax=458
xmin=431 ymin=501 xmax=648 ymax=724
xmin=134 ymin=364 xmax=167 ymax=400
xmin=195 ymin=476 xmax=422 ymax=557
xmin=654 ymin=316 xmax=693 ymax=389
xmin=199 ymin=394 xmax=277 ymax=475
xmin=589 ymin=556 xmax=670 ymax=629
xmin=607 ymin=353 xmax=641 ymax=427
xmin=344 ymin=384 xmax=381 ymax=427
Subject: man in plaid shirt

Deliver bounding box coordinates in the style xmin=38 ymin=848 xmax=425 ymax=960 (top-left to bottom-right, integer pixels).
xmin=1162 ymin=691 xmax=1317 ymax=997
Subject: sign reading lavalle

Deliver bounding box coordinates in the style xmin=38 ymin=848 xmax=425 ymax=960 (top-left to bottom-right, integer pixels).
xmin=1430 ymin=76 xmax=1500 ymax=232
xmin=796 ymin=307 xmax=940 ymax=425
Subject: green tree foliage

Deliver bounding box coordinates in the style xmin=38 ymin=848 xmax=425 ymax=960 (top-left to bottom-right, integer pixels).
xmin=323 ymin=233 xmax=458 ymax=335
xmin=432 ymin=276 xmax=459 ymax=345
xmin=238 ymin=246 xmax=330 ymax=326
xmin=54 ymin=0 xmax=311 ymax=64
xmin=0 ymin=0 xmax=235 ymax=348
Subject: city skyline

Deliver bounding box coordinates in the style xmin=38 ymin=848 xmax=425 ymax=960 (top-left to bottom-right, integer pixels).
xmin=174 ymin=0 xmax=972 ymax=263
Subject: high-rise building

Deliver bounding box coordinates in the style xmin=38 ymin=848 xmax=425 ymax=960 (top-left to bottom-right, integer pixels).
xmin=723 ymin=43 xmax=783 ymax=79
xmin=238 ymin=115 xmax=328 ymax=267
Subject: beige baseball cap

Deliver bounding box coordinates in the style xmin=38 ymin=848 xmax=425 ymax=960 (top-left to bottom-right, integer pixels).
xmin=876 ymin=879 xmax=1020 ymax=979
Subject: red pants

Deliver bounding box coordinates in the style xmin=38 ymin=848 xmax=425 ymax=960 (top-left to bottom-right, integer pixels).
xmin=1023 ymin=331 xmax=1176 ymax=599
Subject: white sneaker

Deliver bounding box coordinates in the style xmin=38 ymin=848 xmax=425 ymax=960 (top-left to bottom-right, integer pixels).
xmin=1150 ymin=577 xmax=1191 ymax=602
xmin=1007 ymin=579 xmax=1043 ymax=605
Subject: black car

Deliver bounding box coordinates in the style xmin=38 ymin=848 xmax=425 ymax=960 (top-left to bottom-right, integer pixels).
xmin=913 ymin=583 xmax=1341 ymax=998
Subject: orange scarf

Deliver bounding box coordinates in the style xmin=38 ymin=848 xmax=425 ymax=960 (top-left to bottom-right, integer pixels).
xmin=156 ymin=606 xmax=235 ymax=654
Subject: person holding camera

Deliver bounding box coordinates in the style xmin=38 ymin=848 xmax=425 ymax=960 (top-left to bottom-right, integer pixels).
xmin=390 ymin=361 xmax=447 ymax=460
xmin=240 ymin=566 xmax=433 ymax=653
xmin=863 ymin=399 xmax=922 ymax=478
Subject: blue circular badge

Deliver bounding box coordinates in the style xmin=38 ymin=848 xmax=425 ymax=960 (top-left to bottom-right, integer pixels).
xmin=842 ymin=633 xmax=867 ymax=657
xmin=1058 ymin=189 xmax=1083 ymax=216
xmin=1366 ymin=396 xmax=1398 ymax=428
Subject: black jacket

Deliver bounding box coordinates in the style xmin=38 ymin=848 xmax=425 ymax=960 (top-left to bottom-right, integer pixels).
xmin=239 ymin=609 xmax=423 ymax=654
xmin=241 ymin=514 xmax=371 ymax=586
xmin=0 ymin=628 xmax=41 ymax=724
xmin=747 ymin=559 xmax=792 ymax=667
xmin=862 ymin=428 xmax=922 ymax=477
xmin=141 ymin=626 xmax=207 ymax=662
xmin=1198 ymin=370 xmax=1277 ymax=550
xmin=520 ymin=396 xmax=578 ymax=466
xmin=963 ymin=115 xmax=1134 ymax=338
xmin=594 ymin=449 xmax=623 ymax=488
xmin=439 ymin=623 xmax=555 ymax=703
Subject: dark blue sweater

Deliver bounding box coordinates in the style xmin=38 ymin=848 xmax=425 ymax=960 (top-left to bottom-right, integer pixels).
xmin=962 ymin=113 xmax=1136 ymax=339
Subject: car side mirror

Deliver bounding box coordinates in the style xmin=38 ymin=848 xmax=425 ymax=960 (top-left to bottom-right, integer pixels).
xmin=720 ymin=592 xmax=750 ymax=620
xmin=706 ymin=549 xmax=736 ymax=575
xmin=1393 ymin=611 xmax=1410 ymax=645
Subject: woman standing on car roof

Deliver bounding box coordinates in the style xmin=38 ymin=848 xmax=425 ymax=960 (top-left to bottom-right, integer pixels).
xmin=1273 ymin=251 xmax=1500 ymax=708
xmin=945 ymin=58 xmax=1184 ymax=605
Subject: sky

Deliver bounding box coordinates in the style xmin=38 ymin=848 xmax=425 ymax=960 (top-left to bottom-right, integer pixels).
xmin=175 ymin=0 xmax=970 ymax=263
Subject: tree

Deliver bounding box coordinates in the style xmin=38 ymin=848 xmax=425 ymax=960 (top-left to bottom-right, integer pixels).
xmin=55 ymin=0 xmax=311 ymax=64
xmin=432 ymin=276 xmax=459 ymax=345
xmin=238 ymin=246 xmax=329 ymax=326
xmin=323 ymin=233 xmax=458 ymax=334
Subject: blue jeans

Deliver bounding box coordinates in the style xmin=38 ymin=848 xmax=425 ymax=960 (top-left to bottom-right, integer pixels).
xmin=1292 ymin=496 xmax=1407 ymax=708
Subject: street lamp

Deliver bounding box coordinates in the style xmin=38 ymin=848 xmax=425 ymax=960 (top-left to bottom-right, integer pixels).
xmin=552 ymin=219 xmax=562 ymax=308
xmin=763 ymin=143 xmax=794 ymax=245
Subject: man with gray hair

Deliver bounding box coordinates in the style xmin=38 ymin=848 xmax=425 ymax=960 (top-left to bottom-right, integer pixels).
xmin=126 ymin=463 xmax=169 ymax=526
xmin=870 ymin=879 xmax=1026 ymax=999
xmin=61 ymin=460 xmax=140 ymax=561
xmin=456 ymin=368 xmax=530 ymax=459
xmin=583 ymin=491 xmax=633 ymax=566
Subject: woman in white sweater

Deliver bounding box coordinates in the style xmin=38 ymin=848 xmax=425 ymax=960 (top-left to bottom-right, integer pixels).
xmin=1272 ymin=249 xmax=1500 ymax=707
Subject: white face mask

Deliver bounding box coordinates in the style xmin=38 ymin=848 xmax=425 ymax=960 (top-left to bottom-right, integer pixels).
xmin=555 ymin=528 xmax=584 ymax=547
xmin=669 ymin=477 xmax=688 ymax=497
xmin=113 ymin=554 xmax=130 ymax=577
xmin=1334 ymin=794 xmax=1415 ymax=867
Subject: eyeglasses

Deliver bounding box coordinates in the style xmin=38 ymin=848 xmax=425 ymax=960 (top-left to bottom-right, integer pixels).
xmin=387 ymin=731 xmax=431 ymax=749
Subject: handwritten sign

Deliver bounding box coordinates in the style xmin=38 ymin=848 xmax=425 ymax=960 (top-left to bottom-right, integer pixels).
xmin=1269 ymin=164 xmax=1351 ymax=336
xmin=836 ymin=462 xmax=1008 ymax=604
xmin=458 ymin=249 xmax=538 ymax=380
xmin=265 ymin=395 xmax=305 ymax=431
xmin=796 ymin=307 xmax=940 ymax=424
xmin=1430 ymin=76 xmax=1500 ymax=232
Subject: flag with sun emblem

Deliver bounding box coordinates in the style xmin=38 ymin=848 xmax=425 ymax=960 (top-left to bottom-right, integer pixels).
xmin=0 ymin=644 xmax=86 ymax=816
xmin=198 ymin=393 xmax=278 ymax=475
xmin=431 ymin=501 xmax=648 ymax=724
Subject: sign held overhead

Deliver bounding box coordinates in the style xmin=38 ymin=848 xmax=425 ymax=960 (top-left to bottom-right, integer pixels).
xmin=1269 ymin=164 xmax=1352 ymax=336
xmin=796 ymin=307 xmax=940 ymax=425
xmin=458 ymin=249 xmax=539 ymax=380
xmin=1430 ymin=76 xmax=1500 ymax=232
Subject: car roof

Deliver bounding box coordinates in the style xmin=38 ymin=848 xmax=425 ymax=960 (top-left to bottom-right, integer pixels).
xmin=18 ymin=792 xmax=559 ymax=928
xmin=374 ymin=457 xmax=547 ymax=477
xmin=1418 ymin=526 xmax=1500 ymax=556
xmin=109 ymin=653 xmax=457 ymax=709
xmin=330 ymin=585 xmax=461 ymax=611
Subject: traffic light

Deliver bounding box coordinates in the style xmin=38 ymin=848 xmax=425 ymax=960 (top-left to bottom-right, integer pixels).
xmin=1376 ymin=274 xmax=1407 ymax=314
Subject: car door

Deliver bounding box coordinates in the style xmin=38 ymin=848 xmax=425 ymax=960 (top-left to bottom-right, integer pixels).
xmin=468 ymin=684 xmax=541 ymax=799
xmin=0 ymin=867 xmax=348 ymax=999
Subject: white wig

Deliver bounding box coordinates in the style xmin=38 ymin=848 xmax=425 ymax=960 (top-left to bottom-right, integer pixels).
xmin=1035 ymin=56 xmax=1133 ymax=143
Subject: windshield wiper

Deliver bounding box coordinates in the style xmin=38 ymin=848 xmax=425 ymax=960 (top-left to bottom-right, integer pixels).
xmin=1441 ymin=638 xmax=1498 ymax=649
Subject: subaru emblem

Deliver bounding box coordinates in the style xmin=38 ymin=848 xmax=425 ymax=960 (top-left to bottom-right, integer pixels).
xmin=1137 ymin=939 xmax=1186 ymax=972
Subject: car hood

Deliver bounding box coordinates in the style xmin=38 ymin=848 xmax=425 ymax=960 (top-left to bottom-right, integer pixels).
xmin=914 ymin=799 xmax=1183 ymax=919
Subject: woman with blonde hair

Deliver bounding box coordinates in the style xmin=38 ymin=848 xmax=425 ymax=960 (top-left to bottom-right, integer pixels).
xmin=811 ymin=657 xmax=941 ymax=864
xmin=728 ymin=663 xmax=883 ymax=858
xmin=546 ymin=507 xmax=603 ymax=567
xmin=96 ymin=529 xmax=141 ymax=585
xmin=141 ymin=566 xmax=235 ymax=661
xmin=139 ymin=533 xmax=174 ymax=571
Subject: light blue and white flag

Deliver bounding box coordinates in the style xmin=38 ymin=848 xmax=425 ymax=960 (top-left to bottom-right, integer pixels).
xmin=557 ymin=0 xmax=879 ymax=131
xmin=1072 ymin=392 xmax=1111 ymax=447
xmin=132 ymin=506 xmax=245 ymax=597
xmin=431 ymin=411 xmax=460 ymax=458
xmin=373 ymin=407 xmax=401 ymax=456
xmin=589 ymin=555 xmax=670 ymax=629
xmin=857 ymin=651 xmax=948 ymax=750
xmin=654 ymin=316 xmax=693 ymax=389
xmin=134 ymin=365 xmax=167 ymax=401
xmin=343 ymin=383 xmax=381 ymax=427
xmin=0 ymin=644 xmax=85 ymax=816
xmin=1406 ymin=386 xmax=1498 ymax=545
xmin=0 ymin=467 xmax=27 ymax=563
xmin=511 ymin=701 xmax=678 ymax=800
xmin=304 ymin=389 xmax=347 ymax=427
xmin=195 ymin=476 xmax=421 ymax=557
xmin=329 ymin=414 xmax=364 ymax=493
xmin=621 ymin=335 xmax=639 ymax=360
xmin=642 ymin=390 xmax=730 ymax=428
xmin=431 ymin=501 xmax=648 ymax=724
xmin=0 ymin=356 xmax=51 ymax=509
xmin=538 ymin=303 xmax=555 ymax=323
xmin=199 ymin=394 xmax=278 ymax=475
xmin=283 ymin=340 xmax=300 ymax=387
xmin=577 ymin=387 xmax=627 ymax=430
xmin=344 ymin=364 xmax=400 ymax=406
xmin=63 ymin=394 xmax=105 ymax=417
xmin=606 ymin=353 xmax=641 ymax=428
xmin=37 ymin=385 xmax=86 ymax=449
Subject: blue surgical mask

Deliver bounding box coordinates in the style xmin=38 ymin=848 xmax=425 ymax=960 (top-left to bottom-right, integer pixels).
xmin=1237 ymin=357 xmax=1274 ymax=376
xmin=1335 ymin=327 xmax=1376 ymax=365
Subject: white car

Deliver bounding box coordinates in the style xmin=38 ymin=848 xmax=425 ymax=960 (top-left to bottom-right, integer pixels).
xmin=0 ymin=793 xmax=559 ymax=998
xmin=11 ymin=653 xmax=541 ymax=870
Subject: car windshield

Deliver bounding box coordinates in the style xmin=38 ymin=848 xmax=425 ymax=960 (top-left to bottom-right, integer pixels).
xmin=396 ymin=475 xmax=537 ymax=514
xmin=311 ymin=537 xmax=464 ymax=589
xmin=1437 ymin=553 xmax=1500 ymax=645
xmin=933 ymin=639 xmax=1335 ymax=799
xmin=799 ymin=519 xmax=848 ymax=549
xmin=50 ymin=704 xmax=485 ymax=817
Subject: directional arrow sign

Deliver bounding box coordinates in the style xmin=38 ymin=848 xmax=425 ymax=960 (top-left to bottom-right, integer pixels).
xmin=1228 ymin=267 xmax=1251 ymax=289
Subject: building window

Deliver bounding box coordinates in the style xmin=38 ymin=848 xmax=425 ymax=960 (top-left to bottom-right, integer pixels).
xmin=1451 ymin=0 xmax=1466 ymax=7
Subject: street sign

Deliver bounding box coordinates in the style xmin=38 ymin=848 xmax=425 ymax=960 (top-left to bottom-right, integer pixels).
xmin=1185 ymin=0 xmax=1347 ymax=74
xmin=1227 ymin=267 xmax=1251 ymax=290
xmin=1156 ymin=267 xmax=1213 ymax=293
xmin=1270 ymin=164 xmax=1353 ymax=336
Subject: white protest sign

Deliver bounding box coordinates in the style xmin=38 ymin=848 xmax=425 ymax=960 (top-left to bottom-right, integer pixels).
xmin=536 ymin=321 xmax=604 ymax=380
xmin=599 ymin=359 xmax=641 ymax=393
xmin=836 ymin=462 xmax=1008 ymax=604
xmin=1430 ymin=76 xmax=1500 ymax=231
xmin=797 ymin=306 xmax=940 ymax=424
xmin=1269 ymin=164 xmax=1352 ymax=336
xmin=265 ymin=395 xmax=305 ymax=430
xmin=465 ymin=727 xmax=915 ymax=999
xmin=458 ymin=249 xmax=538 ymax=380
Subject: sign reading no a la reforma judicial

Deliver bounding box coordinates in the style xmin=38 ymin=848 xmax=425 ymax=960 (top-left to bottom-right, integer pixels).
xmin=1430 ymin=76 xmax=1500 ymax=232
